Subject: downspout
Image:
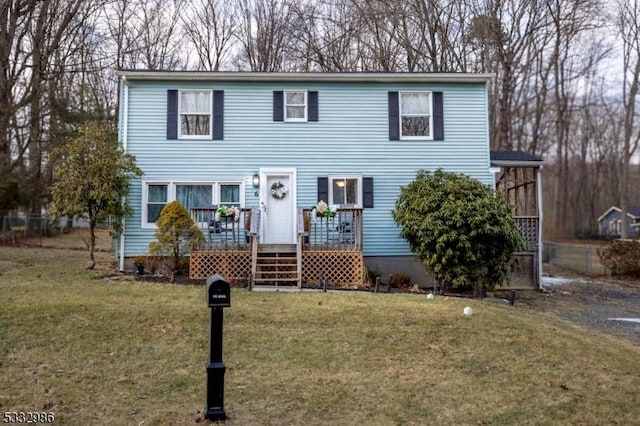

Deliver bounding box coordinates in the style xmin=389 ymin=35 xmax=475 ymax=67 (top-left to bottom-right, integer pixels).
xmin=536 ymin=165 xmax=543 ymax=288
xmin=119 ymin=76 xmax=129 ymax=272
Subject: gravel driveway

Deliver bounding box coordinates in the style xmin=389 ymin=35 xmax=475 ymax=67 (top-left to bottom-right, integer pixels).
xmin=516 ymin=275 xmax=640 ymax=343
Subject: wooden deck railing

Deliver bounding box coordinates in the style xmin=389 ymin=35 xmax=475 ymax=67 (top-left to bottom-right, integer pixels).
xmin=300 ymin=207 xmax=363 ymax=251
xmin=190 ymin=206 xmax=253 ymax=250
xmin=190 ymin=206 xmax=363 ymax=252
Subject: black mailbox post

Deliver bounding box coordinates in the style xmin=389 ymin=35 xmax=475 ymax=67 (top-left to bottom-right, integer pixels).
xmin=205 ymin=274 xmax=230 ymax=421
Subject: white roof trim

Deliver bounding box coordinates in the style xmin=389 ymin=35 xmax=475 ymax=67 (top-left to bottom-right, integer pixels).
xmin=490 ymin=160 xmax=544 ymax=167
xmin=597 ymin=206 xmax=639 ymax=223
xmin=117 ymin=71 xmax=493 ymax=84
xmin=597 ymin=207 xmax=621 ymax=222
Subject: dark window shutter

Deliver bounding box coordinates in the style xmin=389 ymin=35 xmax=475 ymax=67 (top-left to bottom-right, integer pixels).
xmin=213 ymin=90 xmax=224 ymax=140
xmin=388 ymin=91 xmax=399 ymax=140
xmin=167 ymin=90 xmax=178 ymax=139
xmin=433 ymin=91 xmax=444 ymax=141
xmin=273 ymin=91 xmax=284 ymax=121
xmin=363 ymin=177 xmax=374 ymax=208
xmin=308 ymin=91 xmax=318 ymax=121
xmin=317 ymin=177 xmax=328 ymax=203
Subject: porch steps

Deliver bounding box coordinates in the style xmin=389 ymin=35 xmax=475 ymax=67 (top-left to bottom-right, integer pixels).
xmin=252 ymin=244 xmax=300 ymax=287
xmin=258 ymin=243 xmax=296 ymax=253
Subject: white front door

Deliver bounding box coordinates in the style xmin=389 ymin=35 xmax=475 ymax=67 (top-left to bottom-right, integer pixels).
xmin=261 ymin=169 xmax=296 ymax=244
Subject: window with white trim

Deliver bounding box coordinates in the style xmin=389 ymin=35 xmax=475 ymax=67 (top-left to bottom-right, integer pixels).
xmin=143 ymin=181 xmax=243 ymax=227
xmin=147 ymin=184 xmax=168 ymax=224
xmin=220 ymin=184 xmax=240 ymax=207
xmin=400 ymin=91 xmax=432 ymax=139
xmin=179 ymin=90 xmax=211 ymax=137
xmin=329 ymin=176 xmax=361 ymax=207
xmin=285 ymin=90 xmax=307 ymax=121
xmin=176 ymin=184 xmax=212 ymax=212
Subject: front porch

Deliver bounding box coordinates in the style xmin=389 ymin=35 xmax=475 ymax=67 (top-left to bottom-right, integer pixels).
xmin=189 ymin=207 xmax=365 ymax=287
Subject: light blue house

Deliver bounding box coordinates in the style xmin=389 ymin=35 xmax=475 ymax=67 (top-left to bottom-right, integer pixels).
xmin=116 ymin=71 xmax=497 ymax=287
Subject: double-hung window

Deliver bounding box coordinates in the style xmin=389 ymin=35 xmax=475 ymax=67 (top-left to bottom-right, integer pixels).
xmin=329 ymin=176 xmax=362 ymax=207
xmin=147 ymin=184 xmax=168 ymax=223
xmin=285 ymin=90 xmax=307 ymax=121
xmin=179 ymin=90 xmax=212 ymax=138
xmin=220 ymin=184 xmax=240 ymax=208
xmin=400 ymin=92 xmax=432 ymax=139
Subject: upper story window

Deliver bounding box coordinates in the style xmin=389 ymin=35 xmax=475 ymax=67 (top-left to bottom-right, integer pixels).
xmin=179 ymin=90 xmax=212 ymax=138
xmin=329 ymin=176 xmax=362 ymax=207
xmin=285 ymin=90 xmax=307 ymax=121
xmin=400 ymin=92 xmax=432 ymax=140
xmin=273 ymin=91 xmax=318 ymax=122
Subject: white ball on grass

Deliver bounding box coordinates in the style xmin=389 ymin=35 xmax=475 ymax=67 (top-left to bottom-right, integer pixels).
xmin=463 ymin=306 xmax=473 ymax=316
xmin=427 ymin=293 xmax=435 ymax=300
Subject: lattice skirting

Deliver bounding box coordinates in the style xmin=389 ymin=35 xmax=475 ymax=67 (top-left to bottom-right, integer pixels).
xmin=302 ymin=250 xmax=364 ymax=286
xmin=516 ymin=217 xmax=539 ymax=251
xmin=190 ymin=250 xmax=364 ymax=286
xmin=190 ymin=250 xmax=251 ymax=281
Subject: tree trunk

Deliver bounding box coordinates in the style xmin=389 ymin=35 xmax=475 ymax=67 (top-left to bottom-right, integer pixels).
xmin=87 ymin=222 xmax=96 ymax=269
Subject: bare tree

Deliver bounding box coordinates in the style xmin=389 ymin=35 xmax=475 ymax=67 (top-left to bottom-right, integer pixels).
xmin=618 ymin=0 xmax=640 ymax=238
xmin=182 ymin=0 xmax=237 ymax=71
xmin=234 ymin=0 xmax=293 ymax=71
xmin=132 ymin=0 xmax=185 ymax=70
xmin=287 ymin=0 xmax=362 ymax=71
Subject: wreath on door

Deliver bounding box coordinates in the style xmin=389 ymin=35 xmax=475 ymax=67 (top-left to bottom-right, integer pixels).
xmin=270 ymin=181 xmax=288 ymax=200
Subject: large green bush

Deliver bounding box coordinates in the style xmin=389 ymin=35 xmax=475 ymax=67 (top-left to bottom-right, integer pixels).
xmin=149 ymin=201 xmax=204 ymax=282
xmin=393 ymin=169 xmax=524 ymax=294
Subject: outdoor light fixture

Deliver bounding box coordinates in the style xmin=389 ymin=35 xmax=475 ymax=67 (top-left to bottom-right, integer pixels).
xmin=336 ymin=180 xmax=346 ymax=188
xmin=252 ymin=173 xmax=260 ymax=197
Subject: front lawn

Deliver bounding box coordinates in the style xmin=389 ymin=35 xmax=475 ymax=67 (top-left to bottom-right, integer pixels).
xmin=1 ymin=240 xmax=639 ymax=424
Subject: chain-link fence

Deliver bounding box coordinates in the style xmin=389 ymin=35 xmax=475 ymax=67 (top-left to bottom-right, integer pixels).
xmin=543 ymin=241 xmax=607 ymax=275
xmin=0 ymin=214 xmax=55 ymax=246
xmin=1 ymin=214 xmax=114 ymax=247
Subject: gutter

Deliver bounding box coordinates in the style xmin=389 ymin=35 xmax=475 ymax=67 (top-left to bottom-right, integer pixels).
xmin=490 ymin=160 xmax=544 ymax=168
xmin=115 ymin=70 xmax=493 ymax=84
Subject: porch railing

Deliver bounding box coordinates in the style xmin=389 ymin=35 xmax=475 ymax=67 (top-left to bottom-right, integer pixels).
xmin=191 ymin=206 xmax=253 ymax=250
xmin=190 ymin=206 xmax=363 ymax=251
xmin=300 ymin=208 xmax=363 ymax=251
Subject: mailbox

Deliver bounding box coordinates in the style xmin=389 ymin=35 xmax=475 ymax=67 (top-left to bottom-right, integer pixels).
xmin=206 ymin=274 xmax=231 ymax=308
xmin=205 ymin=274 xmax=230 ymax=421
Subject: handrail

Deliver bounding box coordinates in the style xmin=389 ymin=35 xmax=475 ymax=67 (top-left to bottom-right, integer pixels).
xmin=301 ymin=207 xmax=363 ymax=251
xmin=190 ymin=206 xmax=253 ymax=250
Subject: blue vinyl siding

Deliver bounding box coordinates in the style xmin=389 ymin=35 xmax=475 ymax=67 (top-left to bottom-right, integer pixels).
xmin=599 ymin=209 xmax=640 ymax=237
xmin=121 ymin=79 xmax=492 ymax=257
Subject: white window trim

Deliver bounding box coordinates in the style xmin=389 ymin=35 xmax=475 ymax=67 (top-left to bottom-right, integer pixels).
xmin=178 ymin=89 xmax=213 ymax=139
xmin=142 ymin=181 xmax=169 ymax=228
xmin=399 ymin=91 xmax=433 ymax=141
xmin=284 ymin=90 xmax=307 ymax=122
xmin=328 ymin=175 xmax=363 ymax=208
xmin=141 ymin=180 xmax=245 ymax=229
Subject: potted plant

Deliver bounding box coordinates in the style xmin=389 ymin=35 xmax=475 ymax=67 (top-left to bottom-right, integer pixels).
xmin=315 ymin=200 xmax=337 ymax=218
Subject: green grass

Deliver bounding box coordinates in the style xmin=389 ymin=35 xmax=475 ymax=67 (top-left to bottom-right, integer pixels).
xmin=1 ymin=236 xmax=639 ymax=425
